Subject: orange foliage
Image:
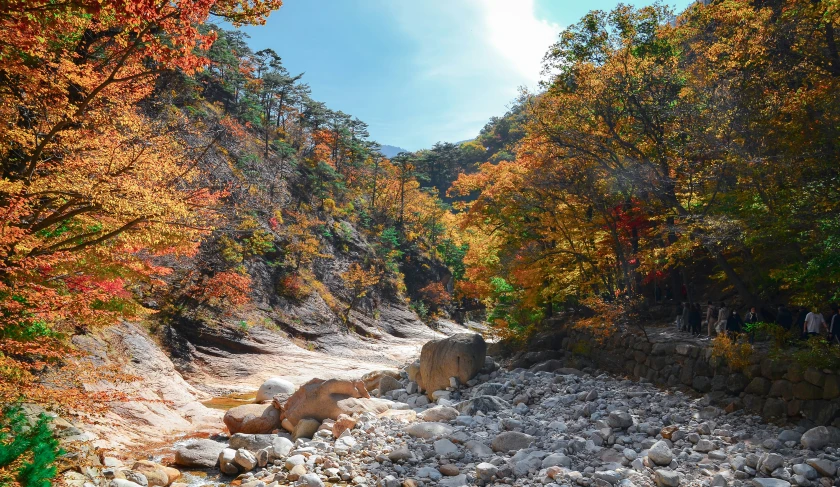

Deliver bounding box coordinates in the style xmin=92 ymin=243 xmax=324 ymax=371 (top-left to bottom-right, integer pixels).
xmin=418 ymin=282 xmax=451 ymax=309
xmin=191 ymin=271 xmax=253 ymax=308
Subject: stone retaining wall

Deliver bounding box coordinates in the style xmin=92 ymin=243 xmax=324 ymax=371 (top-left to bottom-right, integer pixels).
xmin=509 ymin=326 xmax=840 ymax=427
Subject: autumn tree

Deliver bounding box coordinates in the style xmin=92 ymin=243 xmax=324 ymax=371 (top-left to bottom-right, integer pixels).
xmin=340 ymin=263 xmax=380 ymax=322
xmin=0 ymin=0 xmax=281 ymax=407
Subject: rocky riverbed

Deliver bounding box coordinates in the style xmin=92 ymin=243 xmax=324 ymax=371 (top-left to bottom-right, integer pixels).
xmin=75 ymin=334 xmax=840 ymax=487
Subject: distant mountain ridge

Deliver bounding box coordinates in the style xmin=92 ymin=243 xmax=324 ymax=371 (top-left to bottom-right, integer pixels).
xmin=380 ymin=140 xmax=477 ymax=159
xmin=379 ymin=144 xmax=409 ymax=158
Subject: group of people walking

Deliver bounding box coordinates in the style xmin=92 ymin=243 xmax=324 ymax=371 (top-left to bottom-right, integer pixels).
xmin=675 ymin=301 xmax=840 ymax=343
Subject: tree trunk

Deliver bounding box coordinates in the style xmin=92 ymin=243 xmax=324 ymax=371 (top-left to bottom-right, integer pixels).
xmin=714 ymin=251 xmax=760 ymax=306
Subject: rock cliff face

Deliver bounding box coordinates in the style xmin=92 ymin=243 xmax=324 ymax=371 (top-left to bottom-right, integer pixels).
xmin=71 ymin=321 xmax=223 ymax=450
xmin=163 ymin=302 xmax=443 ymax=394
xmin=69 ymin=315 xmax=461 ymax=450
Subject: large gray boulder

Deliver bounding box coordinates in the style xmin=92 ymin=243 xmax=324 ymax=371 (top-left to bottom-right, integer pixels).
xmin=218 ymin=448 xmax=238 ymax=475
xmin=655 ymin=469 xmax=681 ymax=487
xmin=751 ymin=480 xmax=791 ymax=487
xmin=173 ymin=439 xmax=225 ymax=468
xmin=228 ymin=433 xmax=277 ymax=451
xmin=405 ymin=422 xmax=454 ymax=439
xmin=418 ymin=406 xmax=459 ymax=422
xmin=800 ymin=426 xmax=840 ymax=450
xmin=418 ymin=333 xmax=486 ymax=396
xmin=378 ymin=375 xmax=402 ymax=395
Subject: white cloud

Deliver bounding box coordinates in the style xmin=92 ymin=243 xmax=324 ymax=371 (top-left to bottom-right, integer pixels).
xmin=386 ymin=1 xmax=559 ymax=88
xmin=476 ymin=0 xmax=561 ymax=85
xmin=376 ymin=0 xmax=561 ymax=148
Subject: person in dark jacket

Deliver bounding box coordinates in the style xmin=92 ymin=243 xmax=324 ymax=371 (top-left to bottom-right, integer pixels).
xmin=745 ymin=306 xmax=760 ymax=343
xmin=776 ymin=304 xmax=793 ymax=331
xmin=689 ymin=303 xmax=702 ymax=336
xmin=830 ymin=306 xmax=840 ymax=345
xmin=726 ymin=309 xmax=744 ymax=335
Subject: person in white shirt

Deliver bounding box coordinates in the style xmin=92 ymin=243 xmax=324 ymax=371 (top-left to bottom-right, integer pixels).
xmin=803 ymin=308 xmax=827 ymax=336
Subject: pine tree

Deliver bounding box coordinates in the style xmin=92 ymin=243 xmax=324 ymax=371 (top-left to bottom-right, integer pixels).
xmin=0 ymin=405 xmax=62 ymax=487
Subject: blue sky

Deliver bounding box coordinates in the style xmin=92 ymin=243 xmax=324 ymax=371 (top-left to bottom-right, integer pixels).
xmin=236 ymin=0 xmax=694 ymax=151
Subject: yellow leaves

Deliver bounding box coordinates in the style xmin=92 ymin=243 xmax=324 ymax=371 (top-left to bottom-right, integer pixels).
xmin=0 ymin=179 xmax=24 ymax=195
xmin=340 ymin=263 xmax=380 ymax=299
xmin=711 ymin=334 xmax=754 ymax=372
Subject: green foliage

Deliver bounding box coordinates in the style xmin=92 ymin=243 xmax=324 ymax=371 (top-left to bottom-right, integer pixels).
xmin=244 ymin=229 xmax=275 ymax=256
xmin=0 ymin=405 xmax=62 ymax=487
xmin=485 ymin=277 xmax=542 ymax=332
xmin=745 ymin=322 xmax=797 ymax=349
xmin=236 ymin=152 xmax=260 ymax=169
xmin=90 ymin=297 xmax=138 ymax=315
xmin=437 ymin=239 xmax=468 ymax=281
xmin=379 ymin=227 xmax=400 ymax=249
xmin=334 ymin=221 xmax=353 ymax=241
xmin=410 ymin=301 xmax=429 ymax=321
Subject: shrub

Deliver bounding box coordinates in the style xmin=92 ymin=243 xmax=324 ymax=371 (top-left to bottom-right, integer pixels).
xmin=745 ymin=322 xmax=797 ymax=349
xmin=277 ymin=273 xmax=312 ymax=301
xmin=191 ymin=271 xmax=252 ymax=308
xmin=411 ymin=301 xmax=430 ymax=321
xmin=244 ymin=229 xmax=275 ymax=256
xmin=790 ymin=335 xmax=840 ymax=370
xmin=218 ymin=234 xmax=243 ymax=264
xmin=711 ymin=334 xmax=754 ymax=372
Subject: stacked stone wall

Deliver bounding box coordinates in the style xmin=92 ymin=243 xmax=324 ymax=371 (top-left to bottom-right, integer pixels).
xmin=510 ymin=326 xmax=840 ymax=426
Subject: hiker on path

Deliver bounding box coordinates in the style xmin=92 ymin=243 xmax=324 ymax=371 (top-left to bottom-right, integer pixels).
xmin=804 ymin=307 xmax=827 ymax=337
xmin=726 ymin=309 xmax=744 ymax=335
xmin=689 ymin=303 xmax=702 ymax=336
xmin=706 ymin=301 xmax=717 ymax=337
xmin=745 ymin=306 xmax=760 ymax=343
xmin=716 ymin=302 xmax=730 ymax=335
